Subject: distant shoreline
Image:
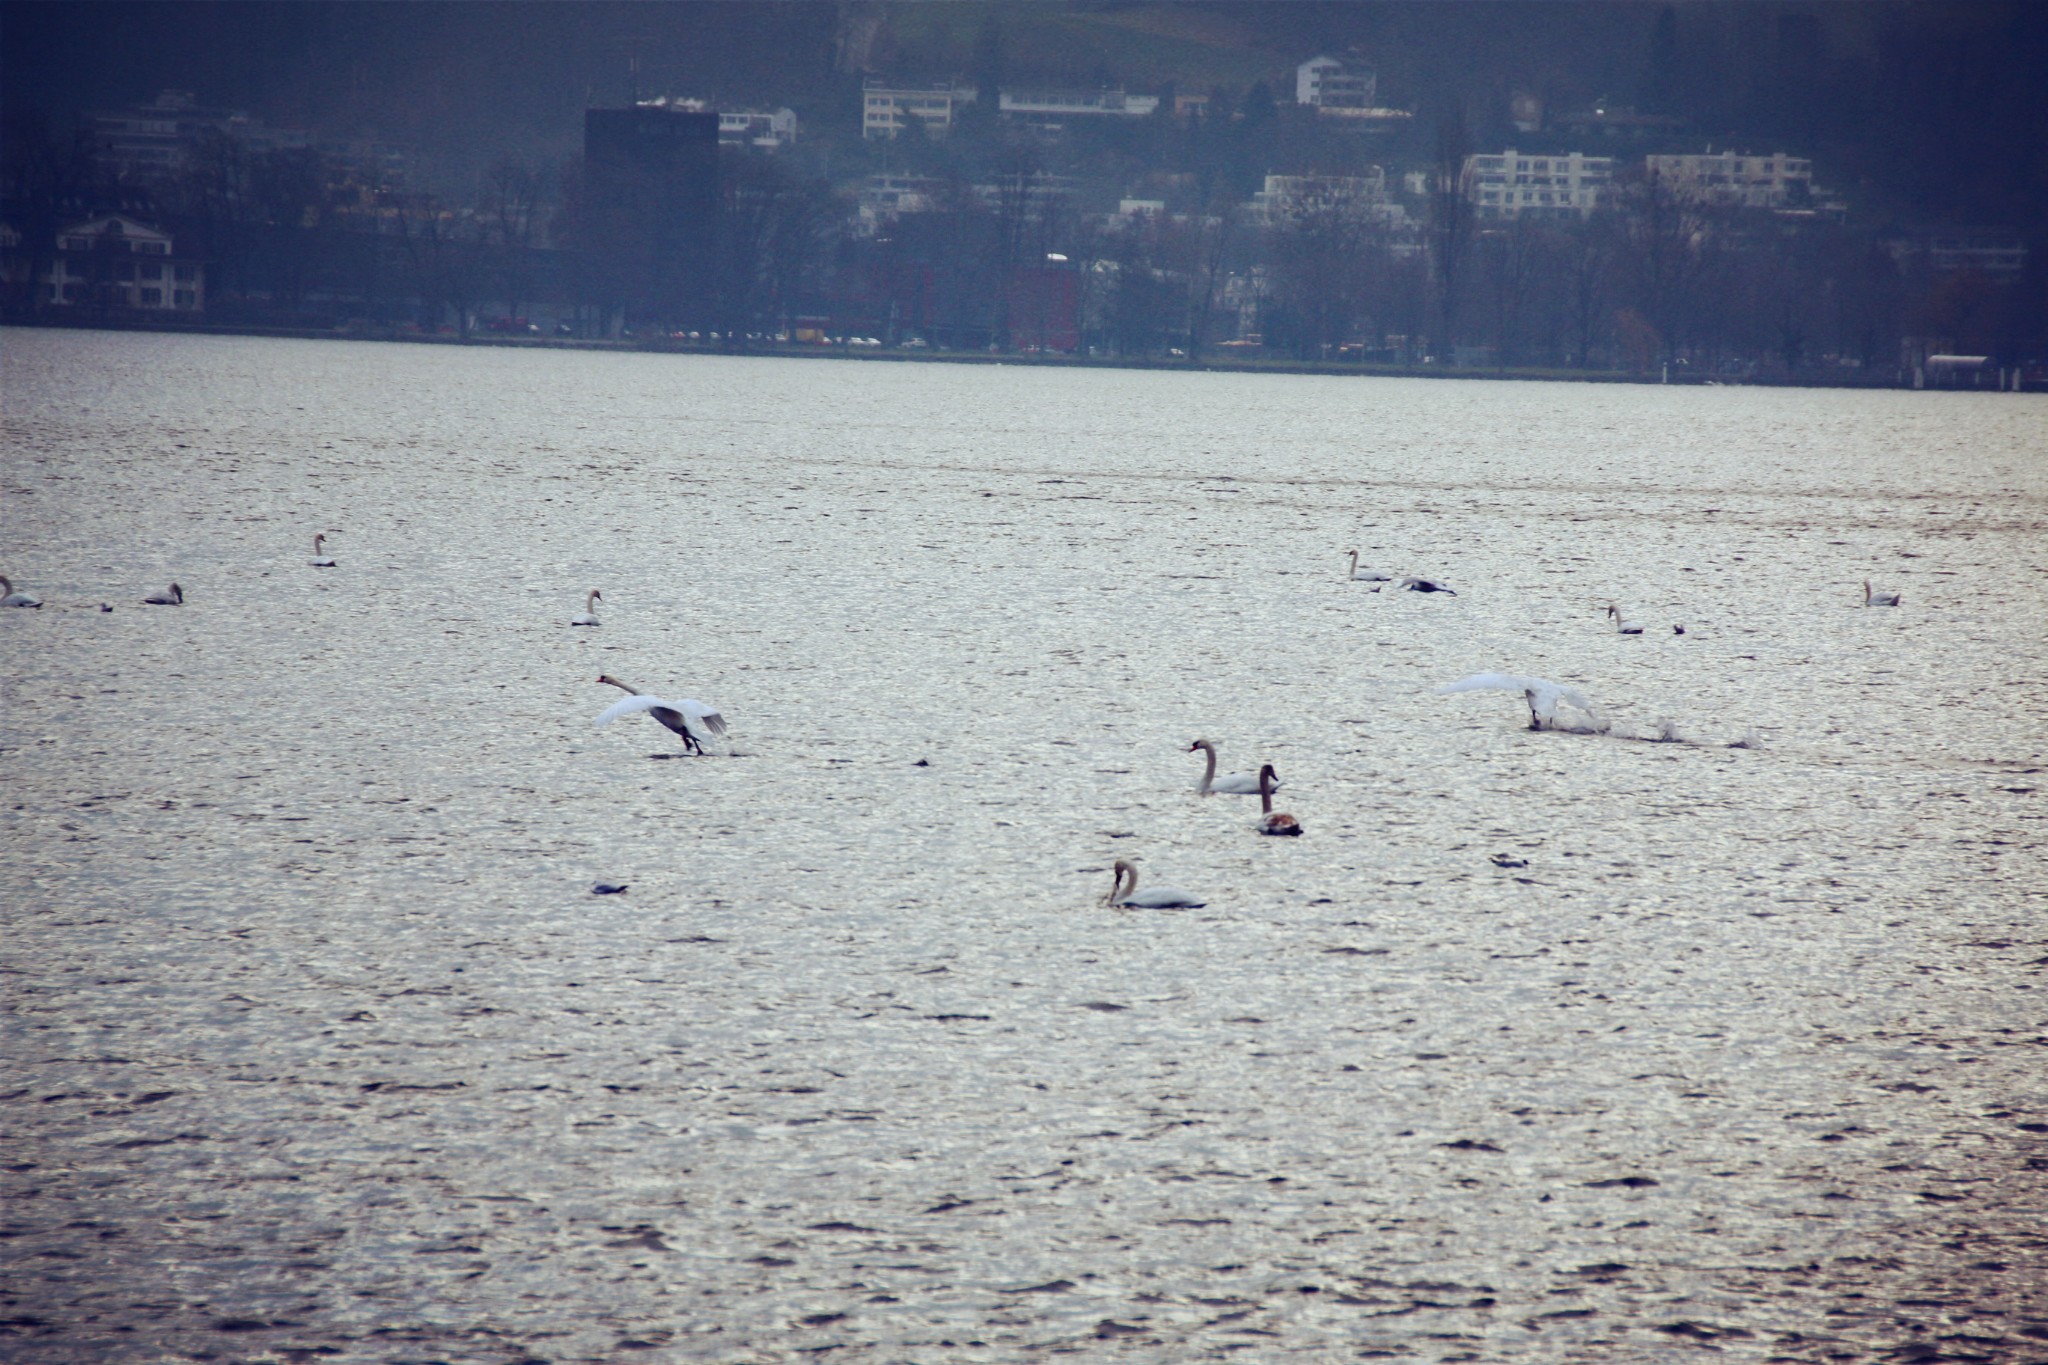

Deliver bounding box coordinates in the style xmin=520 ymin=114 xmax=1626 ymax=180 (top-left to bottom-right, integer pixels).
xmin=0 ymin=315 xmax=1958 ymax=391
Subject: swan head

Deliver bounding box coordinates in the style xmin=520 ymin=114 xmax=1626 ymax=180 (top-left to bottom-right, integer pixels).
xmin=313 ymin=533 xmax=325 ymax=551
xmin=1188 ymin=738 xmax=1212 ymax=754
xmin=590 ymin=589 xmax=602 ymax=601
xmin=596 ymin=673 xmax=620 ymax=687
xmin=1107 ymin=859 xmax=1138 ymax=905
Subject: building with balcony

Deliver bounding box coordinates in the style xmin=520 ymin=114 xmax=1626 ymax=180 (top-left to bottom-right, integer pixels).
xmin=1642 ymin=150 xmax=1814 ymax=208
xmin=863 ymin=81 xmax=977 ymax=139
xmin=998 ymin=88 xmax=1159 ymax=131
xmin=1296 ymin=55 xmax=1376 ymax=109
xmin=1463 ymin=150 xmax=1615 ymax=219
xmin=5 ymin=214 xmax=205 ymax=313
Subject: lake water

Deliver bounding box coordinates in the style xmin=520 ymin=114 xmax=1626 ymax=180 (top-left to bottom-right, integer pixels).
xmin=3 ymin=327 xmax=2044 ymax=1362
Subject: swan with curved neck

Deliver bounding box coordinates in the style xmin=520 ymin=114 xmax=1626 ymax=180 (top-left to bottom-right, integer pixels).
xmin=594 ymin=674 xmax=727 ymax=754
xmin=571 ymin=589 xmax=602 ymax=626
xmin=1190 ymin=739 xmax=1268 ymax=795
xmin=1255 ymin=764 xmax=1300 ymax=836
xmin=1106 ymin=859 xmax=1205 ymax=909
xmin=1606 ymin=602 xmax=1644 ymax=634
xmin=1346 ymin=551 xmax=1391 ymax=582
xmin=1863 ymin=580 xmax=1901 ymax=607
xmin=143 ymin=583 xmax=183 ymax=606
xmin=0 ymin=575 xmax=41 ymax=608
xmin=310 ymin=534 xmax=336 ymax=567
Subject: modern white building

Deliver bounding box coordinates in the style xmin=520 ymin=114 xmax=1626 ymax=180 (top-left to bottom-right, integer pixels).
xmin=1462 ymin=150 xmax=1615 ymax=219
xmin=862 ymin=81 xmax=977 ymax=139
xmin=1296 ymin=55 xmax=1376 ymax=109
xmin=1642 ymin=151 xmax=1813 ymax=208
xmin=998 ymin=89 xmax=1159 ymax=131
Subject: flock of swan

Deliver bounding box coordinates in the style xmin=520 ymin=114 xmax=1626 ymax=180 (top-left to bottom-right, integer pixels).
xmin=0 ymin=535 xmax=1905 ymax=907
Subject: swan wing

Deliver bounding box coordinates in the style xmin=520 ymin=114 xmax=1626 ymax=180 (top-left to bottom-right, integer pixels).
xmin=672 ymin=700 xmax=727 ymax=735
xmin=1210 ymin=771 xmax=1268 ymax=794
xmin=594 ymin=695 xmax=667 ymax=728
xmin=1438 ymin=672 xmax=1547 ymax=697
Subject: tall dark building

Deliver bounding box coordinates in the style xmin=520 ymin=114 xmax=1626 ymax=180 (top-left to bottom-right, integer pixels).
xmin=582 ymin=106 xmax=720 ymax=329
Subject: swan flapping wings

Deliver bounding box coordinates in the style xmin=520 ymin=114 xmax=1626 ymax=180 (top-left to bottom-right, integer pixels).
xmin=594 ymin=693 xmax=728 ymax=745
xmin=1438 ymin=672 xmax=1607 ymax=732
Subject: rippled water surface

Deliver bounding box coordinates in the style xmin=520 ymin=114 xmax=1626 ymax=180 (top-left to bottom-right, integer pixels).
xmin=3 ymin=328 xmax=2045 ymax=1363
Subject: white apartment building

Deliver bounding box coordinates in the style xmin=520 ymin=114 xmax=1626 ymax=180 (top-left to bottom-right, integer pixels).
xmin=998 ymin=89 xmax=1159 ymax=130
xmin=1463 ymin=150 xmax=1615 ymax=219
xmin=1296 ymin=55 xmax=1376 ymax=109
xmin=1642 ymin=151 xmax=1812 ymax=208
xmin=863 ymin=81 xmax=976 ymax=139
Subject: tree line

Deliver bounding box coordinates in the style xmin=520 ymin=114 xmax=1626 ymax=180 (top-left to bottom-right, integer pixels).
xmin=4 ymin=99 xmax=2038 ymax=380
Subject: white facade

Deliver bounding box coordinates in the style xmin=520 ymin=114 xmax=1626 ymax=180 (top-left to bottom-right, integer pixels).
xmin=1642 ymin=151 xmax=1813 ymax=208
xmin=1463 ymin=150 xmax=1615 ymax=219
xmin=998 ymin=89 xmax=1159 ymax=130
xmin=863 ymin=81 xmax=976 ymax=139
xmin=1296 ymin=55 xmax=1375 ymax=109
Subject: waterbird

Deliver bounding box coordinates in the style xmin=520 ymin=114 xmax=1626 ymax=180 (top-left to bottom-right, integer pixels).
xmin=1438 ymin=672 xmax=1609 ymax=733
xmin=310 ymin=533 xmax=335 ymax=567
xmin=1397 ymin=575 xmax=1457 ymax=595
xmin=1606 ymin=602 xmax=1644 ymax=634
xmin=571 ymin=589 xmax=602 ymax=626
xmin=143 ymin=583 xmax=184 ymax=606
xmin=594 ymin=674 xmax=728 ymax=755
xmin=1255 ymin=764 xmax=1301 ymax=836
xmin=1190 ymin=739 xmax=1270 ymax=795
xmin=0 ymin=575 xmax=41 ymax=608
xmin=1863 ymin=580 xmax=1901 ymax=607
xmin=1346 ymin=551 xmax=1392 ymax=582
xmin=1107 ymin=859 xmax=1205 ymax=909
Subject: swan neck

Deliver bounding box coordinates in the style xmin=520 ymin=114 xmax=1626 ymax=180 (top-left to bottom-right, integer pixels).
xmin=0 ymin=576 xmax=10 ymax=595
xmin=1197 ymin=742 xmax=1217 ymax=793
xmin=1260 ymin=767 xmax=1274 ymax=812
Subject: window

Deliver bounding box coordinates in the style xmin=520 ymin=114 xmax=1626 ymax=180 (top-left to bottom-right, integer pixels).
xmin=141 ymin=263 xmax=163 ymax=280
xmin=174 ymin=289 xmax=197 ymax=309
xmin=140 ymin=287 xmax=163 ymax=306
xmin=174 ymin=265 xmax=195 ymax=283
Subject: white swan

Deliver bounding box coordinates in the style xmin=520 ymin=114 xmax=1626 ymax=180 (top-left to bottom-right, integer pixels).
xmin=1255 ymin=764 xmax=1301 ymax=836
xmin=571 ymin=589 xmax=602 ymax=626
xmin=1606 ymin=602 xmax=1644 ymax=634
xmin=1438 ymin=672 xmax=1609 ymax=733
xmin=594 ymin=674 xmax=728 ymax=754
xmin=143 ymin=583 xmax=184 ymax=606
xmin=1107 ymin=859 xmax=1206 ymax=909
xmin=1397 ymin=575 xmax=1457 ymax=595
xmin=1346 ymin=551 xmax=1392 ymax=582
xmin=1190 ymin=738 xmax=1270 ymax=795
xmin=0 ymin=575 xmax=42 ymax=608
xmin=310 ymin=534 xmax=336 ymax=567
xmin=1863 ymin=580 xmax=1901 ymax=607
